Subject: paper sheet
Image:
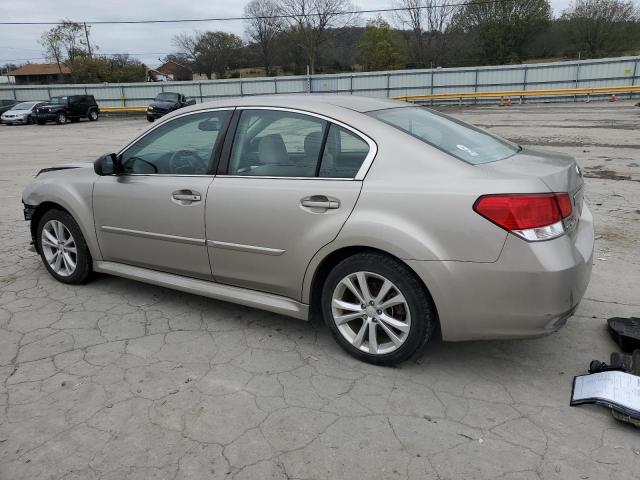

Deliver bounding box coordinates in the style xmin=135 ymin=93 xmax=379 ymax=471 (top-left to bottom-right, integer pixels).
xmin=571 ymin=371 xmax=640 ymax=415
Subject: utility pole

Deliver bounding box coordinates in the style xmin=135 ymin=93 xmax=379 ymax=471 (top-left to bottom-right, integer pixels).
xmin=83 ymin=23 xmax=92 ymax=58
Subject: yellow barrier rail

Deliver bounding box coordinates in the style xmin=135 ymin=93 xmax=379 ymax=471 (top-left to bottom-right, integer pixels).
xmin=394 ymin=84 xmax=640 ymax=102
xmin=98 ymin=84 xmax=640 ymax=111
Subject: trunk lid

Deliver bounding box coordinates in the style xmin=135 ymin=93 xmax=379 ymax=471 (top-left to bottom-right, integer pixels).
xmin=479 ymin=148 xmax=583 ymax=194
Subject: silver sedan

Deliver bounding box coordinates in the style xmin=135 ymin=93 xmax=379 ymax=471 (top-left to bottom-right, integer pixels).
xmin=21 ymin=94 xmax=594 ymax=365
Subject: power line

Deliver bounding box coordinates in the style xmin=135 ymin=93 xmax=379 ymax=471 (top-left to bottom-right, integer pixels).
xmin=0 ymin=0 xmax=509 ymax=25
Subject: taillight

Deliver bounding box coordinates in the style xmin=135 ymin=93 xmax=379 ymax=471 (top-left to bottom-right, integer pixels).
xmin=474 ymin=193 xmax=573 ymax=241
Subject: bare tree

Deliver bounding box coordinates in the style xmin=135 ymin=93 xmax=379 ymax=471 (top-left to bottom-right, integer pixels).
xmin=278 ymin=0 xmax=356 ymax=74
xmin=562 ymin=0 xmax=639 ymax=56
xmin=393 ymin=0 xmax=459 ymax=67
xmin=245 ymin=0 xmax=285 ymax=75
xmin=172 ymin=32 xmax=199 ymax=64
xmin=392 ymin=0 xmax=425 ymax=66
xmin=40 ymin=20 xmax=92 ymax=74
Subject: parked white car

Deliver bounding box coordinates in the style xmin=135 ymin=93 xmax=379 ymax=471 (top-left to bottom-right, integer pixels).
xmin=1 ymin=101 xmax=46 ymax=125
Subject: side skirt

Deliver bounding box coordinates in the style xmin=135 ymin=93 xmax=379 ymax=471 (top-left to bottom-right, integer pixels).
xmin=93 ymin=261 xmax=309 ymax=321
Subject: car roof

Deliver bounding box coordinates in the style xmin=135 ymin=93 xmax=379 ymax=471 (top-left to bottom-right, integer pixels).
xmin=178 ymin=94 xmax=411 ymax=116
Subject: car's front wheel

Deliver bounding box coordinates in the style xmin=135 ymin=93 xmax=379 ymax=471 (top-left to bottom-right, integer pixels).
xmin=146 ymin=115 xmax=155 ymax=122
xmin=55 ymin=112 xmax=67 ymax=124
xmin=321 ymin=252 xmax=436 ymax=365
xmin=88 ymin=109 xmax=98 ymax=121
xmin=37 ymin=209 xmax=91 ymax=284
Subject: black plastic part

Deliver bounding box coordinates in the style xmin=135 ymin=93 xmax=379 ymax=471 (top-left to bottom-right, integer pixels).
xmin=608 ymin=317 xmax=640 ymax=352
xmin=588 ymin=350 xmax=640 ymax=374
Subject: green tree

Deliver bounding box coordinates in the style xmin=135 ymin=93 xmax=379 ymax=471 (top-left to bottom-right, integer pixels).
xmin=358 ymin=18 xmax=407 ymax=71
xmin=67 ymin=54 xmax=146 ymax=83
xmin=451 ymin=0 xmax=552 ymax=64
xmin=173 ymin=31 xmax=244 ymax=79
xmin=561 ymin=0 xmax=639 ymax=57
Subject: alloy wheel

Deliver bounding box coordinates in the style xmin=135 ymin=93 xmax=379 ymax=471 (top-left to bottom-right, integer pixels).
xmin=331 ymin=271 xmax=411 ymax=355
xmin=41 ymin=220 xmax=77 ymax=277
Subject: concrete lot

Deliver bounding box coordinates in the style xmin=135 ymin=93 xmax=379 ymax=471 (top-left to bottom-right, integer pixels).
xmin=0 ymin=100 xmax=639 ymax=480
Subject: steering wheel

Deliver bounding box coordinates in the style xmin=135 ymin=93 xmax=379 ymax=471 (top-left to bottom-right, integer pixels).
xmin=168 ymin=150 xmax=206 ymax=174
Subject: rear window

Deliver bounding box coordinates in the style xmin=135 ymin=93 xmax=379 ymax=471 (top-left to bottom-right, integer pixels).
xmin=368 ymin=107 xmax=519 ymax=165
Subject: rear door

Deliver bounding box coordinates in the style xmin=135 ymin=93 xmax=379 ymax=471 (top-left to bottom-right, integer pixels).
xmin=206 ymin=108 xmax=375 ymax=300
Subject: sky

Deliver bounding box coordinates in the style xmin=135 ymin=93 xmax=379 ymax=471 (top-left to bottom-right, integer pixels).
xmin=1 ymin=0 xmax=575 ymax=69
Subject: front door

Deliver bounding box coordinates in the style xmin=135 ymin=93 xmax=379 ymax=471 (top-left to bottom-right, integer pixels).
xmin=206 ymin=108 xmax=374 ymax=299
xmin=94 ymin=109 xmax=232 ymax=279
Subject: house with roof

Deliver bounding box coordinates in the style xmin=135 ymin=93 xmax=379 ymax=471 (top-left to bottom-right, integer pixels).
xmin=154 ymin=60 xmax=194 ymax=81
xmin=7 ymin=63 xmax=72 ymax=85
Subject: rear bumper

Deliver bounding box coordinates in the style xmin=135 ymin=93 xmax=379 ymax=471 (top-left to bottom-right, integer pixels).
xmin=407 ymin=205 xmax=594 ymax=341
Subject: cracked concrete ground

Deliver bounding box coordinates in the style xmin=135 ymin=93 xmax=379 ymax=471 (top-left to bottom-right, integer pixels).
xmin=0 ymin=100 xmax=639 ymax=480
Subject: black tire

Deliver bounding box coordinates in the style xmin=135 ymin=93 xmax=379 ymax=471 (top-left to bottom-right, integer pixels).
xmin=36 ymin=209 xmax=91 ymax=284
xmin=37 ymin=119 xmax=46 ymax=125
xmin=55 ymin=112 xmax=67 ymax=124
xmin=88 ymin=109 xmax=98 ymax=121
xmin=146 ymin=115 xmax=155 ymax=122
xmin=321 ymin=252 xmax=436 ymax=366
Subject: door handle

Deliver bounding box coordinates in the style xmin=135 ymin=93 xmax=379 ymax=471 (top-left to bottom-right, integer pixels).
xmin=172 ymin=190 xmax=201 ymax=204
xmin=301 ymin=196 xmax=340 ymax=210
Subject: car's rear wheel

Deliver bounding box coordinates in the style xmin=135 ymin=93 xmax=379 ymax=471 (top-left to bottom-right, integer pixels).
xmin=88 ymin=109 xmax=98 ymax=121
xmin=55 ymin=112 xmax=67 ymax=124
xmin=321 ymin=252 xmax=436 ymax=365
xmin=37 ymin=209 xmax=91 ymax=284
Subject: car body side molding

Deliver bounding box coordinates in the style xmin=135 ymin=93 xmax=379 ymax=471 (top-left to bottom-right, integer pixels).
xmin=93 ymin=261 xmax=309 ymax=320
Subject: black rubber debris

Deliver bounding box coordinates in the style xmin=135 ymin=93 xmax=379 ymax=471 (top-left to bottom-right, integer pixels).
xmin=608 ymin=317 xmax=640 ymax=352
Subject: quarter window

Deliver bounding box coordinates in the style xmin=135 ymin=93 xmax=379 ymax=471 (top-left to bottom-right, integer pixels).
xmin=121 ymin=111 xmax=230 ymax=175
xmin=319 ymin=125 xmax=370 ymax=178
xmin=229 ymin=110 xmax=326 ymax=177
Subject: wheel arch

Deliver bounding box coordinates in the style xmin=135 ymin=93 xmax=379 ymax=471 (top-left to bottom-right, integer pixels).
xmin=25 ymin=176 xmax=102 ymax=261
xmin=304 ymin=244 xmax=440 ymax=331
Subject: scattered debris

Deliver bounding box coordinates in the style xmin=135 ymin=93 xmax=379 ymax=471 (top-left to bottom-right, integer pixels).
xmin=608 ymin=317 xmax=640 ymax=352
xmin=572 ymin=319 xmax=640 ymax=427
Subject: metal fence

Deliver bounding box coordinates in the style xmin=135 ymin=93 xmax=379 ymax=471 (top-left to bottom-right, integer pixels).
xmin=1 ymin=55 xmax=638 ymax=106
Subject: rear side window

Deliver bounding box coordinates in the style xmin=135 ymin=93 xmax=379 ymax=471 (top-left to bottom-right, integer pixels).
xmin=319 ymin=125 xmax=370 ymax=178
xmin=228 ymin=109 xmax=371 ymax=179
xmin=229 ymin=110 xmax=326 ymax=177
xmin=368 ymin=107 xmax=518 ymax=165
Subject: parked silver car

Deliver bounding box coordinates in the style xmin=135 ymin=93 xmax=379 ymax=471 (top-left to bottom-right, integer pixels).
xmin=21 ymin=94 xmax=594 ymax=364
xmin=1 ymin=101 xmax=46 ymax=125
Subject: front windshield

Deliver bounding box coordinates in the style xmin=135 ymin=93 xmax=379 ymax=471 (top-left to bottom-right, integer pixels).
xmin=368 ymin=107 xmax=519 ymax=165
xmin=13 ymin=102 xmax=37 ymax=110
xmin=49 ymin=96 xmax=67 ymax=104
xmin=155 ymin=92 xmax=179 ymax=102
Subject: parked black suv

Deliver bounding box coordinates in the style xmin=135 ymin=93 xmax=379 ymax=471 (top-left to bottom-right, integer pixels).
xmin=34 ymin=95 xmax=100 ymax=125
xmin=146 ymin=92 xmax=195 ymax=122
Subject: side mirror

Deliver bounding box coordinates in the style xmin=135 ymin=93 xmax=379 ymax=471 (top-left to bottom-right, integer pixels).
xmin=94 ymin=153 xmax=118 ymax=175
